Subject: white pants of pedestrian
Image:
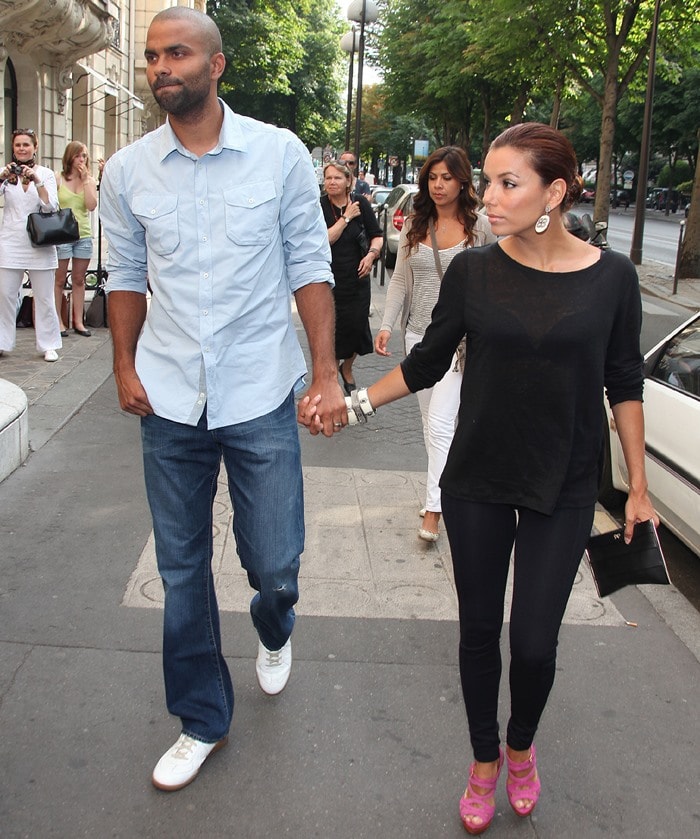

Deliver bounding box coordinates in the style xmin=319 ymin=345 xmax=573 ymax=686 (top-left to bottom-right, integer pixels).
xmin=405 ymin=328 xmax=462 ymax=513
xmin=0 ymin=268 xmax=62 ymax=353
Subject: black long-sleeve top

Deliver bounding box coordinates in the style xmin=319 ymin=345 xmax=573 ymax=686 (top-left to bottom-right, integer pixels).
xmin=401 ymin=244 xmax=644 ymax=515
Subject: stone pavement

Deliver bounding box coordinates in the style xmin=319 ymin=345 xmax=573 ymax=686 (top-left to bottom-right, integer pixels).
xmin=0 ymin=259 xmax=699 ymax=837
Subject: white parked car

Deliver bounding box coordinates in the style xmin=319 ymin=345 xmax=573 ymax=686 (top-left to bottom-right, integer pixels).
xmin=380 ymin=184 xmax=419 ymax=268
xmin=601 ymin=311 xmax=700 ymax=557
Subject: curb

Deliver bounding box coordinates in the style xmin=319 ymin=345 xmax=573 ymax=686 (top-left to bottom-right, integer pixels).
xmin=0 ymin=379 xmax=29 ymax=481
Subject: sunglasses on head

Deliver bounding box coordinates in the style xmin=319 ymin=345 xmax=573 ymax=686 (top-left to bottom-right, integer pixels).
xmin=12 ymin=129 xmax=36 ymax=137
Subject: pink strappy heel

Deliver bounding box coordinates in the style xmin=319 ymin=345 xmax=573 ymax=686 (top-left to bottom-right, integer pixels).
xmin=459 ymin=749 xmax=504 ymax=835
xmin=506 ymin=744 xmax=541 ymax=817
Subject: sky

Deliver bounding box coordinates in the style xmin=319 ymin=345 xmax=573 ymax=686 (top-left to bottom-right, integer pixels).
xmin=339 ymin=0 xmax=383 ymax=85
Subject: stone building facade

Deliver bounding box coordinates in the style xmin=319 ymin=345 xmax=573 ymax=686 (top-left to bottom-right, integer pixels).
xmin=1 ymin=0 xmax=203 ymax=175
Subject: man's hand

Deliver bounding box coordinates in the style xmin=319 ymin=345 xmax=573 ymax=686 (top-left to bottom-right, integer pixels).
xmin=114 ymin=366 xmax=154 ymax=416
xmin=297 ymin=377 xmax=346 ymax=436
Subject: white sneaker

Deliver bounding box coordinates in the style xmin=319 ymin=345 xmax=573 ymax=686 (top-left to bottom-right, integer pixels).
xmin=151 ymin=733 xmax=228 ymax=791
xmin=256 ymin=638 xmax=292 ymax=695
xmin=44 ymin=349 xmax=58 ymax=362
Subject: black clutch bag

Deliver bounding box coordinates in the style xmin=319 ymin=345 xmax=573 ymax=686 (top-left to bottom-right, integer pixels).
xmin=585 ymin=519 xmax=671 ymax=598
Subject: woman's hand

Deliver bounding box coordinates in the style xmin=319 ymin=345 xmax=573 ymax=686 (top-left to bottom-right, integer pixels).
xmin=374 ymin=329 xmax=392 ymax=357
xmin=345 ymin=200 xmax=361 ymax=222
xmin=358 ymin=252 xmax=375 ymax=277
xmin=622 ymin=491 xmax=660 ymax=544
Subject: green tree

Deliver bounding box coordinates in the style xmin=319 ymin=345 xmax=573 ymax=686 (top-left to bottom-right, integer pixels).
xmin=679 ymin=129 xmax=700 ymax=278
xmin=209 ymin=0 xmax=345 ymax=147
xmin=548 ymin=0 xmax=697 ymax=220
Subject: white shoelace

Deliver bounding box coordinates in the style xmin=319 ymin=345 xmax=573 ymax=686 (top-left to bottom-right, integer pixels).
xmin=264 ymin=649 xmax=282 ymax=668
xmin=171 ymin=735 xmax=196 ymax=760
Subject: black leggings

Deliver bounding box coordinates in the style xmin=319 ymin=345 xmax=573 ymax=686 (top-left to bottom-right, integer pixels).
xmin=442 ymin=495 xmax=595 ymax=763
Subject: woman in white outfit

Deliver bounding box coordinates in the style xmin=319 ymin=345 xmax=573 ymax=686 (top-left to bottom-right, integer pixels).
xmin=375 ymin=146 xmax=495 ymax=541
xmin=0 ymin=129 xmax=62 ymax=362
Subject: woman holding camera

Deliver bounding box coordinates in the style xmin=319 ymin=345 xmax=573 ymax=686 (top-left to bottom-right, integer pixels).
xmin=53 ymin=141 xmax=98 ymax=337
xmin=0 ymin=129 xmax=62 ymax=361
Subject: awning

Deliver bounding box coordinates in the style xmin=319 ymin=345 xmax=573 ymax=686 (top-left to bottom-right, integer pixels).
xmin=75 ymin=62 xmax=144 ymax=110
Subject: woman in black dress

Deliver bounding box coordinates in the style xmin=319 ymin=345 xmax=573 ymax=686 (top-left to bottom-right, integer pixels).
xmin=321 ymin=160 xmax=383 ymax=393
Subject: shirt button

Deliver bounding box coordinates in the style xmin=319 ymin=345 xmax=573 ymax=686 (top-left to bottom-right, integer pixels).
xmin=248 ymin=198 xmax=254 ymax=204
xmin=203 ymin=310 xmax=208 ymax=316
xmin=203 ymin=273 xmax=209 ymax=279
xmin=150 ymin=209 xmax=156 ymax=215
xmin=202 ymin=236 xmax=208 ymax=242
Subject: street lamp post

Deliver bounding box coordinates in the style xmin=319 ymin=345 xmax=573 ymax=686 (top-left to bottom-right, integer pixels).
xmin=630 ymin=0 xmax=662 ymax=265
xmin=347 ymin=0 xmax=379 ymax=168
xmin=339 ymin=27 xmax=358 ymax=153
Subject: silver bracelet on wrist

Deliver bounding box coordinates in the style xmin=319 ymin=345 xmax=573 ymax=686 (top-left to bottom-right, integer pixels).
xmin=356 ymin=387 xmax=376 ymax=418
xmin=344 ymin=395 xmax=359 ymax=425
xmin=346 ymin=388 xmax=376 ymax=426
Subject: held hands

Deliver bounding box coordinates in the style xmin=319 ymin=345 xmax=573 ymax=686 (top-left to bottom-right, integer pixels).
xmin=298 ymin=386 xmax=376 ymax=434
xmin=297 ymin=376 xmax=347 ymax=436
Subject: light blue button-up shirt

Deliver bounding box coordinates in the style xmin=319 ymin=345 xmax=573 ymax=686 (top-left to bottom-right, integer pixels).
xmin=100 ymin=101 xmax=333 ymax=428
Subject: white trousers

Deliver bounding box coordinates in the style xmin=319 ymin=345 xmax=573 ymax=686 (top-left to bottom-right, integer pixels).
xmin=0 ymin=268 xmax=62 ymax=353
xmin=405 ymin=328 xmax=462 ymax=513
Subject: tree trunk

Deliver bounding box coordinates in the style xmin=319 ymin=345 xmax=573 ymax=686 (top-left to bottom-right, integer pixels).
xmin=479 ymin=90 xmax=492 ymax=198
xmin=509 ymin=82 xmax=529 ymax=125
xmin=678 ymin=133 xmax=700 ymax=278
xmin=593 ymin=62 xmax=619 ymax=223
xmin=550 ymin=77 xmax=565 ymax=129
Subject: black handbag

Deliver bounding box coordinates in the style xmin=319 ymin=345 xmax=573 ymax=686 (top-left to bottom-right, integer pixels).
xmin=26 ymin=208 xmax=80 ymax=247
xmin=585 ymin=519 xmax=671 ymax=598
xmin=356 ymin=227 xmax=370 ymax=257
xmin=351 ymin=192 xmax=370 ymax=257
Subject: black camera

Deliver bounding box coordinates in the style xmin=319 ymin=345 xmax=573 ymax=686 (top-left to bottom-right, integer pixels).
xmin=8 ymin=162 xmax=24 ymax=176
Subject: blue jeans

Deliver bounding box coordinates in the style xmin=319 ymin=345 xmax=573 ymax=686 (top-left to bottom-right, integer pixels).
xmin=141 ymin=391 xmax=303 ymax=742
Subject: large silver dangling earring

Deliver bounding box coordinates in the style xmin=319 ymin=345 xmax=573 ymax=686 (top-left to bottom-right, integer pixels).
xmin=534 ymin=204 xmax=551 ymax=234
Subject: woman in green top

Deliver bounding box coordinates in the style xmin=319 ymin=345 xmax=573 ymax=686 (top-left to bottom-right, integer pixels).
xmin=53 ymin=142 xmax=98 ymax=336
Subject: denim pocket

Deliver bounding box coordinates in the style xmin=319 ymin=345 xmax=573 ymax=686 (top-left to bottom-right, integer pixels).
xmin=132 ymin=193 xmax=179 ymax=256
xmin=224 ymin=181 xmax=278 ymax=246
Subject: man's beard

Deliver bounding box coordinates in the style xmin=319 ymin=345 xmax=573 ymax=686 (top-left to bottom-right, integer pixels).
xmin=152 ymin=77 xmax=209 ymax=118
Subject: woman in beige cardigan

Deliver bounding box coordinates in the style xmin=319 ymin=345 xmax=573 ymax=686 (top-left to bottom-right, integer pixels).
xmin=375 ymin=147 xmax=495 ymax=541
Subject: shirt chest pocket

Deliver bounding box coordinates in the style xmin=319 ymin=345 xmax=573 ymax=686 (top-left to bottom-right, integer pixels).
xmin=224 ymin=181 xmax=278 ymax=246
xmin=132 ymin=193 xmax=179 ymax=256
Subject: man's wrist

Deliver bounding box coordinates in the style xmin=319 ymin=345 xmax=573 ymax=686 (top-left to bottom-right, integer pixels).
xmin=369 ymin=247 xmax=380 ymax=257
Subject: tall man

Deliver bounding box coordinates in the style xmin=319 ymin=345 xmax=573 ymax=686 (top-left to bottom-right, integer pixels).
xmin=100 ymin=7 xmax=346 ymax=792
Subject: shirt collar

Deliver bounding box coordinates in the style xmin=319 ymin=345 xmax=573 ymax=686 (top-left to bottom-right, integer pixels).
xmin=155 ymin=99 xmax=248 ymax=162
